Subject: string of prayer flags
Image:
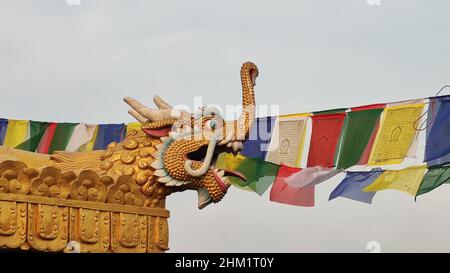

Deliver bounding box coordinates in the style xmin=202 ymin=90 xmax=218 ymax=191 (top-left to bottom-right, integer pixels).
xmin=0 ymin=119 xmax=9 ymax=145
xmin=416 ymin=165 xmax=450 ymax=196
xmin=16 ymin=121 xmax=49 ymax=152
xmin=66 ymin=123 xmax=97 ymax=152
xmin=266 ymin=114 xmax=309 ymax=167
xmin=368 ymin=103 xmax=425 ymax=166
xmin=269 ymin=165 xmax=315 ymax=207
xmin=93 ymin=124 xmax=126 ymax=150
xmin=241 ymin=116 xmax=276 ymax=160
xmin=285 ymin=166 xmax=340 ymax=188
xmin=363 ymin=165 xmax=427 ymax=196
xmin=3 ymin=120 xmax=29 ymax=148
xmin=336 ymin=107 xmax=384 ymax=169
xmin=307 ymin=112 xmax=346 ymax=167
xmin=329 ymin=168 xmax=383 ymax=204
xmin=216 ymin=152 xmax=279 ymax=195
xmin=425 ymin=95 xmax=450 ymax=164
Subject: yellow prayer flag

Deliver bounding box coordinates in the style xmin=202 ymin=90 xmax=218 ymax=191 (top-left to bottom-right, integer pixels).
xmin=126 ymin=122 xmax=142 ymax=135
xmin=266 ymin=114 xmax=309 ymax=167
xmin=3 ymin=120 xmax=29 ymax=148
xmin=363 ymin=165 xmax=427 ymax=196
xmin=216 ymin=152 xmax=246 ymax=171
xmin=78 ymin=125 xmax=98 ymax=152
xmin=368 ymin=103 xmax=424 ymax=166
xmin=215 ymin=153 xmax=253 ymax=192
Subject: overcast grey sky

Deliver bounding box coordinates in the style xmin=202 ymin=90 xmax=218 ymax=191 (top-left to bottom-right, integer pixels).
xmin=1 ymin=0 xmax=450 ymax=252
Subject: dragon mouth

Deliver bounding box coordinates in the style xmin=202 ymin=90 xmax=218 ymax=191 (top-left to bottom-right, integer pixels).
xmin=198 ymin=168 xmax=246 ymax=209
xmin=212 ymin=168 xmax=246 ymax=193
xmin=186 ymin=142 xmax=247 ymax=209
xmin=186 ymin=144 xmax=247 ymax=194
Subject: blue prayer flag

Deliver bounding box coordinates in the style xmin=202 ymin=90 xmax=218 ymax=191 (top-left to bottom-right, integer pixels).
xmin=93 ymin=124 xmax=126 ymax=150
xmin=241 ymin=117 xmax=276 ymax=160
xmin=0 ymin=119 xmax=8 ymax=145
xmin=329 ymin=168 xmax=383 ymax=204
xmin=425 ymin=96 xmax=450 ymax=163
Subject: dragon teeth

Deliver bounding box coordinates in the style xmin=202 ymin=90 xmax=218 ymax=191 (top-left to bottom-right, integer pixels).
xmin=158 ymin=176 xmax=172 ymax=183
xmin=223 ymin=177 xmax=231 ymax=186
xmin=160 ymin=136 xmax=171 ymax=143
xmin=166 ymin=179 xmax=179 ymax=186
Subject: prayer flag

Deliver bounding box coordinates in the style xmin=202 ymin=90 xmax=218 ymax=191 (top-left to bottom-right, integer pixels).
xmin=368 ymin=104 xmax=425 ymax=166
xmin=0 ymin=119 xmax=8 ymax=145
xmin=36 ymin=123 xmax=57 ymax=154
xmin=215 ymin=153 xmax=253 ymax=192
xmin=307 ymin=112 xmax=346 ymax=167
xmin=424 ymin=97 xmax=450 ymax=166
xmin=66 ymin=123 xmax=97 ymax=152
xmin=127 ymin=122 xmax=142 ymax=134
xmin=425 ymin=95 xmax=450 ymax=163
xmin=78 ymin=125 xmax=99 ymax=152
xmin=358 ymin=122 xmax=381 ymax=165
xmin=269 ymin=165 xmax=314 ymax=207
xmin=215 ymin=152 xmax=279 ymax=195
xmin=363 ymin=165 xmax=427 ymax=196
xmin=416 ymin=165 xmax=450 ymax=196
xmin=47 ymin=123 xmax=78 ymax=154
xmin=329 ymin=168 xmax=383 ymax=204
xmin=266 ymin=114 xmax=309 ymax=167
xmin=285 ymin=166 xmax=340 ymax=188
xmin=241 ymin=116 xmax=276 ymax=160
xmin=336 ymin=108 xmax=384 ymax=169
xmin=16 ymin=121 xmax=49 ymax=152
xmin=93 ymin=124 xmax=126 ymax=150
xmin=3 ymin=120 xmax=29 ymax=148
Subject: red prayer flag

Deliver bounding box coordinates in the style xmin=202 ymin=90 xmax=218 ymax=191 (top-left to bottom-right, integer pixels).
xmin=307 ymin=113 xmax=346 ymax=167
xmin=269 ymin=165 xmax=314 ymax=207
xmin=37 ymin=122 xmax=57 ymax=154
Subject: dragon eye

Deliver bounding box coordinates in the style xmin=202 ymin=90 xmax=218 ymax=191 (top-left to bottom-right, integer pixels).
xmin=206 ymin=120 xmax=218 ymax=130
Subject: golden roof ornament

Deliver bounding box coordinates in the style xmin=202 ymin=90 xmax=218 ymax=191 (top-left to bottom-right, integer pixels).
xmin=0 ymin=62 xmax=258 ymax=253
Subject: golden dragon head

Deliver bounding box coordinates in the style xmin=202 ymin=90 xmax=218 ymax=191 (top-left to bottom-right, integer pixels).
xmin=123 ymin=62 xmax=258 ymax=209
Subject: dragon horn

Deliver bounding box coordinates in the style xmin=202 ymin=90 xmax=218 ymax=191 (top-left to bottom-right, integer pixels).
xmin=235 ymin=62 xmax=258 ymax=141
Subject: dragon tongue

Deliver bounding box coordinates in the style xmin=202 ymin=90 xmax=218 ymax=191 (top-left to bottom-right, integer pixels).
xmin=143 ymin=127 xmax=171 ymax=137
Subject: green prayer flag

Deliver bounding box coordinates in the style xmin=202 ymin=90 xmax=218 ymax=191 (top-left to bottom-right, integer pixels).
xmin=48 ymin=123 xmax=78 ymax=154
xmin=16 ymin=121 xmax=49 ymax=152
xmin=336 ymin=108 xmax=383 ymax=169
xmin=417 ymin=166 xmax=450 ymax=196
xmin=216 ymin=152 xmax=279 ymax=195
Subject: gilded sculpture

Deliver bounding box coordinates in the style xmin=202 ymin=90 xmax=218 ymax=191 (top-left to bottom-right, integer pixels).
xmin=0 ymin=62 xmax=259 ymax=252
